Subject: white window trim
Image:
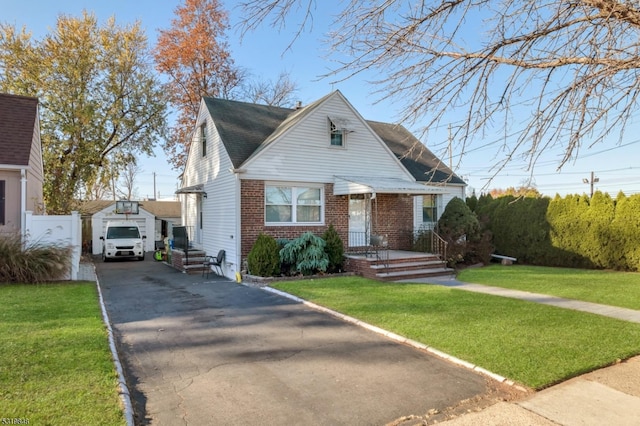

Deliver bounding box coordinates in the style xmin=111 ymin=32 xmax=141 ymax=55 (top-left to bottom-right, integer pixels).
xmin=422 ymin=194 xmax=439 ymax=224
xmin=200 ymin=122 xmax=207 ymax=157
xmin=328 ymin=117 xmax=347 ymax=148
xmin=265 ymin=182 xmax=325 ymax=226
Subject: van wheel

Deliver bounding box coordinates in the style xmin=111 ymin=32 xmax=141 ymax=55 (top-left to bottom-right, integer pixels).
xmin=102 ymin=250 xmax=110 ymax=262
xmin=138 ymin=253 xmax=145 ymax=261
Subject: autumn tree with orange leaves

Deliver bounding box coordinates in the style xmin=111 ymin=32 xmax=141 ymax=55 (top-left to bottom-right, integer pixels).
xmin=153 ymin=0 xmax=241 ymax=170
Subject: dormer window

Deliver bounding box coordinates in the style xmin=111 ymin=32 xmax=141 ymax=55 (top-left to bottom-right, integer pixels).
xmin=200 ymin=122 xmax=207 ymax=157
xmin=329 ymin=117 xmax=351 ymax=147
xmin=330 ymin=119 xmax=343 ymax=147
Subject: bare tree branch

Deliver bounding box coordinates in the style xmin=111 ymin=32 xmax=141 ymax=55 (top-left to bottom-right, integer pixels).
xmin=239 ymin=0 xmax=640 ymax=179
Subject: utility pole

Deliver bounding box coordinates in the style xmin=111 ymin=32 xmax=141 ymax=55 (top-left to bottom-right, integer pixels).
xmin=582 ymin=171 xmax=599 ymax=197
xmin=112 ymin=173 xmax=116 ymax=201
xmin=153 ymin=172 xmax=157 ymax=200
xmin=448 ymin=124 xmax=453 ymax=170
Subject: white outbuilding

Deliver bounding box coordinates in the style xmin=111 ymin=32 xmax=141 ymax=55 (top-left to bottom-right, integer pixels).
xmin=81 ymin=200 xmax=181 ymax=255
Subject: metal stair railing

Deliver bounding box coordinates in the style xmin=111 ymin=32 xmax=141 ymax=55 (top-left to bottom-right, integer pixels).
xmin=431 ymin=230 xmax=448 ymax=262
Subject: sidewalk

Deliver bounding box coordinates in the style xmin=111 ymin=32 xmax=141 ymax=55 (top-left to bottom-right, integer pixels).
xmin=417 ymin=275 xmax=640 ymax=425
xmin=78 ymin=262 xmax=97 ymax=281
xmin=441 ymin=355 xmax=640 ymax=425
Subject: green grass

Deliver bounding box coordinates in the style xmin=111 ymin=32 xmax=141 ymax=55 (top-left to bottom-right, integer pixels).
xmin=272 ymin=276 xmax=640 ymax=389
xmin=458 ymin=265 xmax=640 ymax=310
xmin=0 ymin=283 xmax=126 ymax=425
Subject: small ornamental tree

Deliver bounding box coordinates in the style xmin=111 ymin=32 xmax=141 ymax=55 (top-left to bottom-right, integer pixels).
xmin=322 ymin=224 xmax=344 ymax=272
xmin=247 ymin=233 xmax=280 ymax=277
xmin=280 ymin=232 xmax=329 ymax=276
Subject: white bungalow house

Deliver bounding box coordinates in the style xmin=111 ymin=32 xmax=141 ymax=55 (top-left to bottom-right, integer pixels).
xmin=177 ymin=90 xmax=465 ymax=280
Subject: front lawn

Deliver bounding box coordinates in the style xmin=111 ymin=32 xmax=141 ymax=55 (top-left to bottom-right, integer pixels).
xmin=458 ymin=265 xmax=640 ymax=310
xmin=0 ymin=282 xmax=126 ymax=425
xmin=272 ymin=276 xmax=640 ymax=389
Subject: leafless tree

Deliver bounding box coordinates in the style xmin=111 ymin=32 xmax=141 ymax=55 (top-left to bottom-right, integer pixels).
xmin=240 ymin=71 xmax=299 ymax=107
xmin=239 ymin=0 xmax=640 ymax=176
xmin=83 ymin=175 xmax=113 ymax=201
xmin=117 ymin=161 xmax=142 ymax=200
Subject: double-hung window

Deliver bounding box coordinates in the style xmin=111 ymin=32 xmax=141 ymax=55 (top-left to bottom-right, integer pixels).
xmin=422 ymin=194 xmax=438 ymax=224
xmin=329 ymin=119 xmax=344 ymax=147
xmin=200 ymin=123 xmax=207 ymax=157
xmin=265 ymin=185 xmax=323 ymax=224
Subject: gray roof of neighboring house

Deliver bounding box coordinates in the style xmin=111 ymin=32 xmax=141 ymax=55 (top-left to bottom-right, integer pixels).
xmin=202 ymin=94 xmax=465 ymax=185
xmin=0 ymin=93 xmax=38 ymax=167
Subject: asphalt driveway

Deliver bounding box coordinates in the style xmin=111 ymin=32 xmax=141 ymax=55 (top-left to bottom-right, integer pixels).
xmin=96 ymin=257 xmax=515 ymax=425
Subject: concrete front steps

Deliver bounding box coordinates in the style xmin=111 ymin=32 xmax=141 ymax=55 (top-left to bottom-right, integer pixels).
xmin=346 ymin=250 xmax=454 ymax=282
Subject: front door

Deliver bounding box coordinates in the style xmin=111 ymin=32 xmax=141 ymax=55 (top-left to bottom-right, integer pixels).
xmin=348 ymin=195 xmax=370 ymax=247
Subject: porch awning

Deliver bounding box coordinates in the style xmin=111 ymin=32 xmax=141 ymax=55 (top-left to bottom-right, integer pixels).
xmin=175 ymin=184 xmax=206 ymax=197
xmin=333 ymin=176 xmax=447 ymax=196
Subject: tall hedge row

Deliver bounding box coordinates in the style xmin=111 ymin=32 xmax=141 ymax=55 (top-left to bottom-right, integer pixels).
xmin=470 ymin=191 xmax=640 ymax=271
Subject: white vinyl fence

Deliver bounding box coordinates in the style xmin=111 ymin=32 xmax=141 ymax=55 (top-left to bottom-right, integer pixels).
xmin=24 ymin=211 xmax=81 ymax=280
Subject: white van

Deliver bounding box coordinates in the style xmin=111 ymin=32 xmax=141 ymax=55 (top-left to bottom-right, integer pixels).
xmin=100 ymin=221 xmax=146 ymax=261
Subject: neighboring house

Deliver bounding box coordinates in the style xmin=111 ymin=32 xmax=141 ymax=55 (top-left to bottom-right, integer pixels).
xmin=0 ymin=93 xmax=44 ymax=235
xmin=80 ymin=200 xmax=182 ymax=255
xmin=178 ymin=90 xmax=465 ymax=280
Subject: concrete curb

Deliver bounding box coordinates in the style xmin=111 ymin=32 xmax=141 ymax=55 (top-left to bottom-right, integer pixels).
xmin=262 ymin=286 xmax=522 ymax=389
xmin=94 ymin=264 xmax=135 ymax=426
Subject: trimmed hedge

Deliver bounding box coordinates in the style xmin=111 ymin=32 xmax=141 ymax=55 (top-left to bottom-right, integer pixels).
xmin=473 ymin=191 xmax=640 ymax=271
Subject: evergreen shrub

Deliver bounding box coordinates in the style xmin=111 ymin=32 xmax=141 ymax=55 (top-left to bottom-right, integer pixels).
xmin=280 ymin=232 xmax=329 ymax=275
xmin=322 ymin=225 xmax=344 ymax=272
xmin=437 ymin=197 xmax=484 ymax=266
xmin=477 ymin=190 xmax=640 ymax=270
xmin=247 ymin=233 xmax=280 ymax=277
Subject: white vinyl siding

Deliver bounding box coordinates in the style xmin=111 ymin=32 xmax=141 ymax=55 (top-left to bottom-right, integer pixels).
xmin=241 ymin=94 xmax=415 ymax=184
xmin=413 ymin=185 xmax=465 ymax=231
xmin=180 ymin=99 xmax=239 ymax=279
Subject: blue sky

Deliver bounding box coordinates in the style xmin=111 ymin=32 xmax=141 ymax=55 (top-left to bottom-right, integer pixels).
xmin=2 ymin=0 xmax=640 ymax=199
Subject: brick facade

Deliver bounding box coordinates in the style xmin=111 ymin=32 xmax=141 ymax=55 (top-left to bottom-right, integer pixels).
xmin=370 ymin=193 xmax=414 ymax=250
xmin=240 ymin=179 xmax=415 ymax=258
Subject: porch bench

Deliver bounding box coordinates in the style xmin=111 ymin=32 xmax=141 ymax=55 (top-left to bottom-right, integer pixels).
xmin=491 ymin=254 xmax=517 ymax=265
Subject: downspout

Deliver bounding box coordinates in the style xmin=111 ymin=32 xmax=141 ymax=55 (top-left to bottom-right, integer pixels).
xmin=231 ymin=168 xmax=244 ymax=281
xmin=20 ymin=168 xmax=27 ymax=242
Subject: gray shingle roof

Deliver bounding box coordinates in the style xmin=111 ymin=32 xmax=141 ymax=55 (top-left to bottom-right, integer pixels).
xmin=366 ymin=120 xmax=465 ymax=185
xmin=203 ymin=97 xmax=292 ymax=168
xmin=202 ymin=94 xmax=465 ymax=185
xmin=0 ymin=93 xmax=38 ymax=167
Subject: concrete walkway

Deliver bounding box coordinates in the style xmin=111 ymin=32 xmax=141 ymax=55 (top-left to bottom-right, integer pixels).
xmin=422 ymin=275 xmax=640 ymax=323
xmin=413 ymin=275 xmax=640 ymax=425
